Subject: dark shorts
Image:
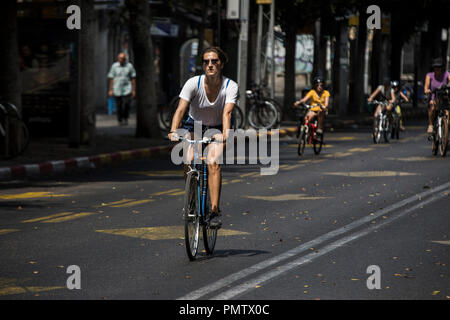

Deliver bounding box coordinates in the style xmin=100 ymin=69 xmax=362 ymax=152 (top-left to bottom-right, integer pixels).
xmin=182 ymin=116 xmax=222 ymax=133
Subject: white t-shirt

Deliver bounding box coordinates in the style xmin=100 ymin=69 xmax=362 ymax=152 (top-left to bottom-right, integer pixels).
xmin=179 ymin=75 xmax=239 ymax=126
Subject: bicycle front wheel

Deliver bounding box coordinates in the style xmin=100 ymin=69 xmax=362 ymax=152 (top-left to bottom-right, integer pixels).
xmin=313 ymin=133 xmax=323 ymax=155
xmin=439 ymin=116 xmax=449 ymax=157
xmin=184 ymin=172 xmax=200 ymax=261
xmin=297 ymin=127 xmax=306 ymax=156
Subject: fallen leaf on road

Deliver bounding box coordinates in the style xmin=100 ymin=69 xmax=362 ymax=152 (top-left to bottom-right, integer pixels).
xmin=432 ymin=291 xmax=440 ymax=295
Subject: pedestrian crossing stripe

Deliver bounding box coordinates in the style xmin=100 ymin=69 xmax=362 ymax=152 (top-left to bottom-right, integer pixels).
xmin=96 ymin=226 xmax=250 ymax=241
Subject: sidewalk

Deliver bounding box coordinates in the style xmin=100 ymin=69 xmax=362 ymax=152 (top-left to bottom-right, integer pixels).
xmin=0 ymin=111 xmax=171 ymax=181
xmin=0 ymin=105 xmax=428 ymax=181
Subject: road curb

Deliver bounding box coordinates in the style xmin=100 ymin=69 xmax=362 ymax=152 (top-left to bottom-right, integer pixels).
xmin=0 ymin=145 xmax=173 ymax=181
xmin=0 ymin=128 xmax=301 ymax=182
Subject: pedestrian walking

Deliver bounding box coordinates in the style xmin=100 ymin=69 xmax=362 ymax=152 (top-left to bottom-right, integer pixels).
xmin=107 ymin=53 xmax=136 ymax=126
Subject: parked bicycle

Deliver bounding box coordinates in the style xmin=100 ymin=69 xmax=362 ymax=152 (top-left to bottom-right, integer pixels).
xmin=0 ymin=101 xmax=29 ymax=159
xmin=295 ymin=103 xmax=324 ymax=156
xmin=428 ymin=85 xmax=449 ymax=157
xmin=370 ymin=100 xmax=391 ymax=144
xmin=246 ymin=84 xmax=281 ymax=130
xmin=178 ymin=135 xmax=218 ymax=261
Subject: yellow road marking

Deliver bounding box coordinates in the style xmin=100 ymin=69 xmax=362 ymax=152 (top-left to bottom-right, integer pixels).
xmin=347 ymin=147 xmax=374 ymax=152
xmin=22 ymin=212 xmax=74 ymax=223
xmin=244 ymin=194 xmax=329 ymax=201
xmin=110 ymin=199 xmax=154 ymax=207
xmin=41 ymin=212 xmax=97 ymax=223
xmin=22 ymin=211 xmax=98 ymax=223
xmin=324 ymin=171 xmax=419 ymax=177
xmin=0 ymin=285 xmax=64 ymax=296
xmin=239 ymin=172 xmax=259 ymax=178
xmin=0 ymin=229 xmax=19 ymax=235
xmin=96 ymin=226 xmax=250 ymax=241
xmin=96 ymin=199 xmax=135 ymax=207
xmin=127 ymin=170 xmax=183 ymax=177
xmin=152 ymin=189 xmax=183 ymax=196
xmin=386 ymin=157 xmax=438 ymax=162
xmin=323 ymin=152 xmax=353 ymax=158
xmin=0 ymin=192 xmax=71 ymax=200
xmin=326 ymin=136 xmax=358 ymax=141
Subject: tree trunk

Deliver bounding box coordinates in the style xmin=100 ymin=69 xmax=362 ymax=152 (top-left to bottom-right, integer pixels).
xmin=283 ymin=6 xmax=297 ymax=120
xmin=0 ymin=0 xmax=22 ymax=156
xmin=126 ymin=0 xmax=159 ymax=138
xmin=354 ymin=10 xmax=368 ymax=113
xmin=390 ymin=10 xmax=403 ymax=82
xmin=80 ymin=0 xmax=96 ymax=145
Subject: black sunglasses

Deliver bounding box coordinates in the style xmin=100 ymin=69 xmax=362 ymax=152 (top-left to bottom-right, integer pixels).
xmin=202 ymin=59 xmax=219 ymax=65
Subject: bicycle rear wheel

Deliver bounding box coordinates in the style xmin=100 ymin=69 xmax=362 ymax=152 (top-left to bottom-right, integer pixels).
xmin=439 ymin=116 xmax=448 ymax=157
xmin=184 ymin=172 xmax=200 ymax=261
xmin=431 ymin=133 xmax=438 ymax=156
xmin=247 ymin=100 xmax=278 ymax=129
xmin=233 ymin=106 xmax=244 ymax=129
xmin=202 ymin=204 xmax=217 ymax=256
xmin=158 ymin=96 xmax=180 ymax=131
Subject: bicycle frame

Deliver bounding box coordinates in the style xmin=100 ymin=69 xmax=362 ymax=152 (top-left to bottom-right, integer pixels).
xmin=182 ymin=137 xmax=214 ymax=223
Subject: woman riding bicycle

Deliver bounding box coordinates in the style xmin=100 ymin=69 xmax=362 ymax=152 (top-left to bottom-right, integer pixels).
xmin=424 ymin=57 xmax=450 ymax=134
xmin=293 ymin=77 xmax=330 ymax=135
xmin=168 ymin=47 xmax=239 ymax=229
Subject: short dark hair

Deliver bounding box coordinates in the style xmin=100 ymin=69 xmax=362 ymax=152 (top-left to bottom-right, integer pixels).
xmin=202 ymin=47 xmax=228 ymax=65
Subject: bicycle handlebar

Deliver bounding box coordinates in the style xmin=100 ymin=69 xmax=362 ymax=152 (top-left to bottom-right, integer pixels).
xmin=175 ymin=136 xmax=217 ymax=144
xmin=369 ymin=100 xmax=389 ymax=106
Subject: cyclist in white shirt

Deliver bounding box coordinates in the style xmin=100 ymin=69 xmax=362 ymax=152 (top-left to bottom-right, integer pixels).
xmin=168 ymin=47 xmax=239 ymax=228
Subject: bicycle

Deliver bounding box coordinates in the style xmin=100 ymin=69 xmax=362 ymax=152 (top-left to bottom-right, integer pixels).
xmin=370 ymin=100 xmax=391 ymax=144
xmin=428 ymin=85 xmax=449 ymax=157
xmin=0 ymin=101 xmax=30 ymax=159
xmin=246 ymin=84 xmax=281 ymax=130
xmin=159 ymin=95 xmax=244 ymax=131
xmin=178 ymin=135 xmax=219 ymax=261
xmin=295 ymin=103 xmax=324 ymax=156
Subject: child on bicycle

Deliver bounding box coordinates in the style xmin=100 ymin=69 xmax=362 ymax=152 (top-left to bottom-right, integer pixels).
xmin=293 ymin=77 xmax=330 ymax=135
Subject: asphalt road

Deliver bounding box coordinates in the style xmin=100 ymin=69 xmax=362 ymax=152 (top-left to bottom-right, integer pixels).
xmin=0 ymin=123 xmax=449 ymax=302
